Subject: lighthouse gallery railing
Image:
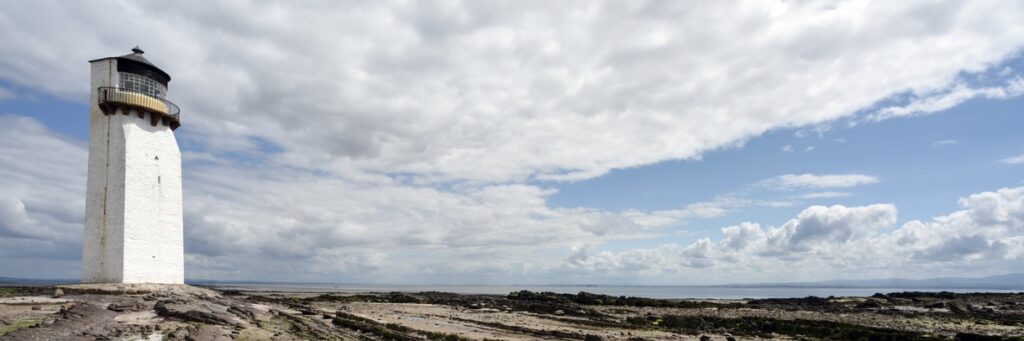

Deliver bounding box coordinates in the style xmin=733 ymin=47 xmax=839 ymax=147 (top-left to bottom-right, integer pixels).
xmin=97 ymin=86 xmax=180 ymax=120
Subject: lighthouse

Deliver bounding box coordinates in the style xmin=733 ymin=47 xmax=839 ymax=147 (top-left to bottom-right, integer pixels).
xmin=82 ymin=47 xmax=184 ymax=284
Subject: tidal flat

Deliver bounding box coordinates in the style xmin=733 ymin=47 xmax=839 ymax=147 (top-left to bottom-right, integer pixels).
xmin=1 ymin=285 xmax=1022 ymax=340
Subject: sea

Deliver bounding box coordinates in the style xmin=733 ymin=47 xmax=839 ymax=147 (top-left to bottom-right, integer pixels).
xmin=204 ymin=283 xmax=1022 ymax=299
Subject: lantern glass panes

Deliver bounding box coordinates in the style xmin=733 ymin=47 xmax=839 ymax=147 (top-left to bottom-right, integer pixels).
xmin=119 ymin=73 xmax=167 ymax=98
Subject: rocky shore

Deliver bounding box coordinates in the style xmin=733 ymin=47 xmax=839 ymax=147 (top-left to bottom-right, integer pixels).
xmin=1 ymin=284 xmax=1022 ymax=340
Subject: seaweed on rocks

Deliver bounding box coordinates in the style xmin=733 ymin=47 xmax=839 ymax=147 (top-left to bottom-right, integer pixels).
xmin=746 ymin=296 xmax=833 ymax=307
xmin=449 ymin=316 xmax=594 ymax=340
xmin=217 ymin=289 xmax=246 ymax=296
xmin=954 ymin=332 xmax=1024 ymax=341
xmin=867 ymin=292 xmax=1024 ymax=326
xmin=0 ymin=287 xmax=48 ymax=298
xmin=209 ymin=289 xmax=1024 ymax=339
xmin=309 ymin=290 xmax=615 ymax=320
xmin=635 ymin=315 xmax=949 ymax=340
xmin=507 ymin=290 xmax=731 ymax=309
xmin=273 ymin=309 xmax=347 ymax=340
xmin=743 ymin=296 xmax=852 ymax=313
xmin=306 ymin=292 xmax=423 ymax=304
xmin=106 ymin=300 xmax=146 ymax=312
xmin=427 ymin=331 xmax=472 ymax=340
xmin=331 ymin=310 xmax=422 ymax=341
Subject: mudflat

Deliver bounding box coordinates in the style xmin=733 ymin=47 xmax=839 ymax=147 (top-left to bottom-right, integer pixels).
xmin=1 ymin=285 xmax=1022 ymax=340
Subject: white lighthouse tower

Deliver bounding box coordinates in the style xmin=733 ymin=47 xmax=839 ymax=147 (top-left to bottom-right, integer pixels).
xmin=82 ymin=47 xmax=184 ymax=284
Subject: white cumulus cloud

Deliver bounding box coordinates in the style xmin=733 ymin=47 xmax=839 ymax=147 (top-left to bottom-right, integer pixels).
xmin=567 ymin=187 xmax=1024 ymax=283
xmin=1001 ymin=154 xmax=1024 ymax=165
xmin=1 ymin=1 xmax=1024 ymax=183
xmin=871 ymin=78 xmax=1024 ymax=121
xmin=760 ymin=173 xmax=880 ymax=190
xmin=0 ymin=116 xmax=86 ymax=277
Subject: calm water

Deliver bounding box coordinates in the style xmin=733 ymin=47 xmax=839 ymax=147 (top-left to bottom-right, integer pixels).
xmin=206 ymin=283 xmax=1021 ymax=299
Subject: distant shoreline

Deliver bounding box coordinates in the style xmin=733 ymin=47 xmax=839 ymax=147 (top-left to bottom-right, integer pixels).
xmin=5 ymin=272 xmax=1023 ymax=300
xmin=200 ymin=283 xmax=1023 ymax=300
xmin=4 ymin=281 xmax=1021 ymax=300
xmin=7 ymin=272 xmax=1022 ymax=291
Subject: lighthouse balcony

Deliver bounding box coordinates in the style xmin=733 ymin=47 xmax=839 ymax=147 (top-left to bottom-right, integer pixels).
xmin=97 ymin=86 xmax=180 ymax=130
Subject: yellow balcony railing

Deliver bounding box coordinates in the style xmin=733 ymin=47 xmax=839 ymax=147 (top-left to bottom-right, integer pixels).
xmin=97 ymin=86 xmax=180 ymax=129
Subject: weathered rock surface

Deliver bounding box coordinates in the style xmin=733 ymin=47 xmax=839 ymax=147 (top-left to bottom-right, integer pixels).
xmin=1 ymin=286 xmax=1022 ymax=340
xmin=153 ymin=299 xmax=242 ymax=326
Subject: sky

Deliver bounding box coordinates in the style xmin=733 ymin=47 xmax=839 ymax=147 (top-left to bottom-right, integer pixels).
xmin=0 ymin=1 xmax=1023 ymax=285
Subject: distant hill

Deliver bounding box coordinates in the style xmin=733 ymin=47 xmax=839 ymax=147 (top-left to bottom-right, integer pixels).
xmin=729 ymin=273 xmax=1024 ymax=290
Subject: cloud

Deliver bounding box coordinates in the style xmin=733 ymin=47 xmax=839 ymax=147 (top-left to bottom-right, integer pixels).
xmin=888 ymin=187 xmax=1024 ymax=265
xmin=957 ymin=186 xmax=1024 ymax=227
xmin=912 ymin=234 xmax=1002 ymax=262
xmin=567 ymin=187 xmax=1024 ymax=282
xmin=1 ymin=1 xmax=1024 ymax=183
xmin=933 ymin=139 xmax=958 ymax=147
xmin=179 ymin=164 xmax=683 ymax=280
xmin=0 ymin=85 xmax=14 ymax=101
xmin=0 ymin=117 xmax=714 ymax=281
xmin=0 ymin=196 xmax=55 ymax=240
xmin=2 ymin=114 xmax=1023 ymax=283
xmin=0 ymin=116 xmax=86 ymax=242
xmin=1001 ymin=153 xmax=1024 ymax=165
xmin=0 ymin=115 xmax=86 ymax=277
xmin=759 ymin=173 xmax=880 ymax=190
xmin=565 ymin=204 xmax=897 ymax=276
xmin=566 ymin=239 xmax=716 ymax=274
xmin=794 ymin=192 xmax=851 ymax=199
xmin=871 ymin=77 xmax=1024 ymax=121
xmin=627 ymin=196 xmax=797 ymax=228
xmin=2 ymin=1 xmax=1024 ymax=282
xmin=774 ymin=204 xmax=896 ymax=252
xmin=720 ymin=222 xmax=767 ymax=251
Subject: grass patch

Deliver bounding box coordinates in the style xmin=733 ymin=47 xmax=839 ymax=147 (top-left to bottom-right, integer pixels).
xmin=0 ymin=287 xmax=39 ymax=297
xmin=0 ymin=319 xmax=41 ymax=336
xmin=427 ymin=331 xmax=471 ymax=341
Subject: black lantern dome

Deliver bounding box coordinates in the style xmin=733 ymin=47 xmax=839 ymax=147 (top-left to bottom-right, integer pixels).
xmin=97 ymin=46 xmax=172 ymax=86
